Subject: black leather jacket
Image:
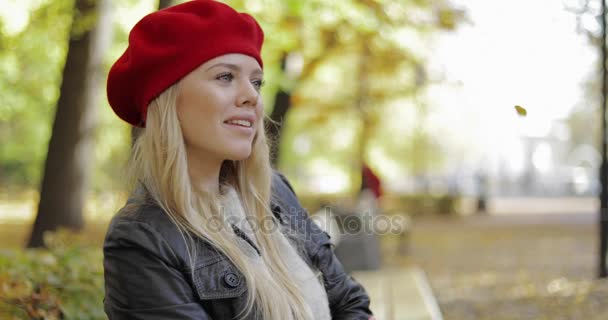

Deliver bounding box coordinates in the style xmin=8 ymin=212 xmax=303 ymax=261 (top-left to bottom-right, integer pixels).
xmin=103 ymin=172 xmax=373 ymax=319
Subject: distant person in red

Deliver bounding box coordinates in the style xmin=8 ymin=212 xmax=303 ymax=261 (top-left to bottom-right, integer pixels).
xmin=361 ymin=164 xmax=383 ymax=199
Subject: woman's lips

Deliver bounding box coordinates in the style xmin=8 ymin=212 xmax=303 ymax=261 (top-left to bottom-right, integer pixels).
xmin=223 ymin=122 xmax=254 ymax=134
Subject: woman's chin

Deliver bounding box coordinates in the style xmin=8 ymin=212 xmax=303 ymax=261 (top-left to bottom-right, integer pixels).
xmin=225 ymin=147 xmax=253 ymax=161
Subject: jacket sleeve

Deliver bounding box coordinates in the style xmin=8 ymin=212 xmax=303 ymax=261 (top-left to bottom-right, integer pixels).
xmin=103 ymin=219 xmax=211 ymax=320
xmin=274 ymin=172 xmax=374 ymax=320
xmin=313 ymin=243 xmax=373 ymax=320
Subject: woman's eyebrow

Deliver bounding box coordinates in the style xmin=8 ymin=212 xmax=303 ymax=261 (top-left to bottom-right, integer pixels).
xmin=205 ymin=63 xmax=263 ymax=76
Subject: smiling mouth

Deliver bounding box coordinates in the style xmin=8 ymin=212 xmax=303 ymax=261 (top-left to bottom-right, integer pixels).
xmin=224 ymin=119 xmax=252 ymax=128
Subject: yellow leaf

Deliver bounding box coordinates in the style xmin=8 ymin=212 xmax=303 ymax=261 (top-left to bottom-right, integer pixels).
xmin=515 ymin=105 xmax=527 ymax=116
xmin=2 ymin=280 xmax=33 ymax=299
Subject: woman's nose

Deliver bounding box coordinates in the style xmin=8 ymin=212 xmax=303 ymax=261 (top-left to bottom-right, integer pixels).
xmin=236 ymin=79 xmax=259 ymax=107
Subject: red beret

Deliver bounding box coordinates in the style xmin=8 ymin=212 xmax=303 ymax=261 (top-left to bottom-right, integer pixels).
xmin=107 ymin=0 xmax=264 ymax=127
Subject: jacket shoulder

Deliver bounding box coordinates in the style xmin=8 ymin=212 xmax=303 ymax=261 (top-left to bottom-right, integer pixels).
xmin=103 ymin=199 xmax=192 ymax=270
xmin=271 ymin=171 xmax=332 ymax=252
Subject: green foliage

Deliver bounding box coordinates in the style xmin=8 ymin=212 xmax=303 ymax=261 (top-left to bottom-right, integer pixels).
xmin=0 ymin=0 xmax=140 ymax=193
xmin=223 ymin=0 xmax=465 ymax=188
xmin=0 ymin=229 xmax=105 ymax=319
xmin=0 ymin=0 xmax=74 ymax=187
xmin=1 ymin=0 xmax=465 ymax=197
xmin=71 ymin=0 xmax=101 ymax=39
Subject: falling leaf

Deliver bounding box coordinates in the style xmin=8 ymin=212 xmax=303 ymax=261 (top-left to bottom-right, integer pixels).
xmin=515 ymin=105 xmax=527 ymax=116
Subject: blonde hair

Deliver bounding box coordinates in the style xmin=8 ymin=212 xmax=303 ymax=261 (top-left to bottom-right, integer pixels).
xmin=126 ymin=84 xmax=314 ymax=319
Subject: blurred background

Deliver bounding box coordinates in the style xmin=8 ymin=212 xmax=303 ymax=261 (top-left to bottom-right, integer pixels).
xmin=0 ymin=0 xmax=606 ymax=319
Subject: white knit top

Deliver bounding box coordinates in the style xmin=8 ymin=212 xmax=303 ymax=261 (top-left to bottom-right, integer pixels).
xmin=219 ymin=187 xmax=331 ymax=320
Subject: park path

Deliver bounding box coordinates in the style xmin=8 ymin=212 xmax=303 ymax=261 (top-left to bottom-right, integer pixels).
xmin=386 ymin=204 xmax=608 ymax=320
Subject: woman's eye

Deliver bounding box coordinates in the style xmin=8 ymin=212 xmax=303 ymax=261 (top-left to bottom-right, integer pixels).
xmin=217 ymin=73 xmax=234 ymax=82
xmin=252 ymin=79 xmax=265 ymax=90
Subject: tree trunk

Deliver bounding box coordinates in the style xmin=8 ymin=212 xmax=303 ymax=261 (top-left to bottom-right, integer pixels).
xmin=158 ymin=0 xmax=174 ymax=10
xmin=269 ymin=90 xmax=290 ymax=166
xmin=267 ymin=33 xmax=338 ymax=167
xmin=333 ymin=38 xmax=382 ymax=272
xmin=27 ymin=0 xmax=113 ymax=248
xmin=269 ymin=54 xmax=291 ymax=167
xmin=599 ymin=0 xmax=608 ymax=278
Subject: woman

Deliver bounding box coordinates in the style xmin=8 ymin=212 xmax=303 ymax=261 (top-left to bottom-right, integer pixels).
xmin=102 ymin=1 xmax=374 ymax=319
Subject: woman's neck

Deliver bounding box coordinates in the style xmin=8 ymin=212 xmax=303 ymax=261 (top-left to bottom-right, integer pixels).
xmin=186 ymin=150 xmax=223 ymax=194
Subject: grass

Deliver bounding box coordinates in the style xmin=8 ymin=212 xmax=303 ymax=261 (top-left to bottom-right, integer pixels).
xmin=0 ymin=221 xmax=109 ymax=248
xmin=0 ymin=190 xmax=124 ymax=248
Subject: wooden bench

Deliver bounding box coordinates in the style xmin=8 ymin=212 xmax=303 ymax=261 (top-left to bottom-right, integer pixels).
xmin=352 ymin=267 xmax=443 ymax=320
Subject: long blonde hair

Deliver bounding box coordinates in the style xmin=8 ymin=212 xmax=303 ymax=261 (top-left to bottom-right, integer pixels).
xmin=126 ymin=83 xmax=314 ymax=319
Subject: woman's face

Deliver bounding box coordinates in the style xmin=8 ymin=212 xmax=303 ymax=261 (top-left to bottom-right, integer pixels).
xmin=176 ymin=53 xmax=264 ymax=163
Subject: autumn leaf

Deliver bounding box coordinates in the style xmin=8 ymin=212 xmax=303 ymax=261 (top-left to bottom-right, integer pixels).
xmin=515 ymin=105 xmax=527 ymax=116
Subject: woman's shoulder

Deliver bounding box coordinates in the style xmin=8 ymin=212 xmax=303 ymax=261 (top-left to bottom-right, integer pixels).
xmin=270 ymin=170 xmax=300 ymax=209
xmin=108 ymin=196 xmax=177 ymax=239
xmin=103 ymin=196 xmax=192 ymax=268
xmin=270 ymin=171 xmax=332 ymax=250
